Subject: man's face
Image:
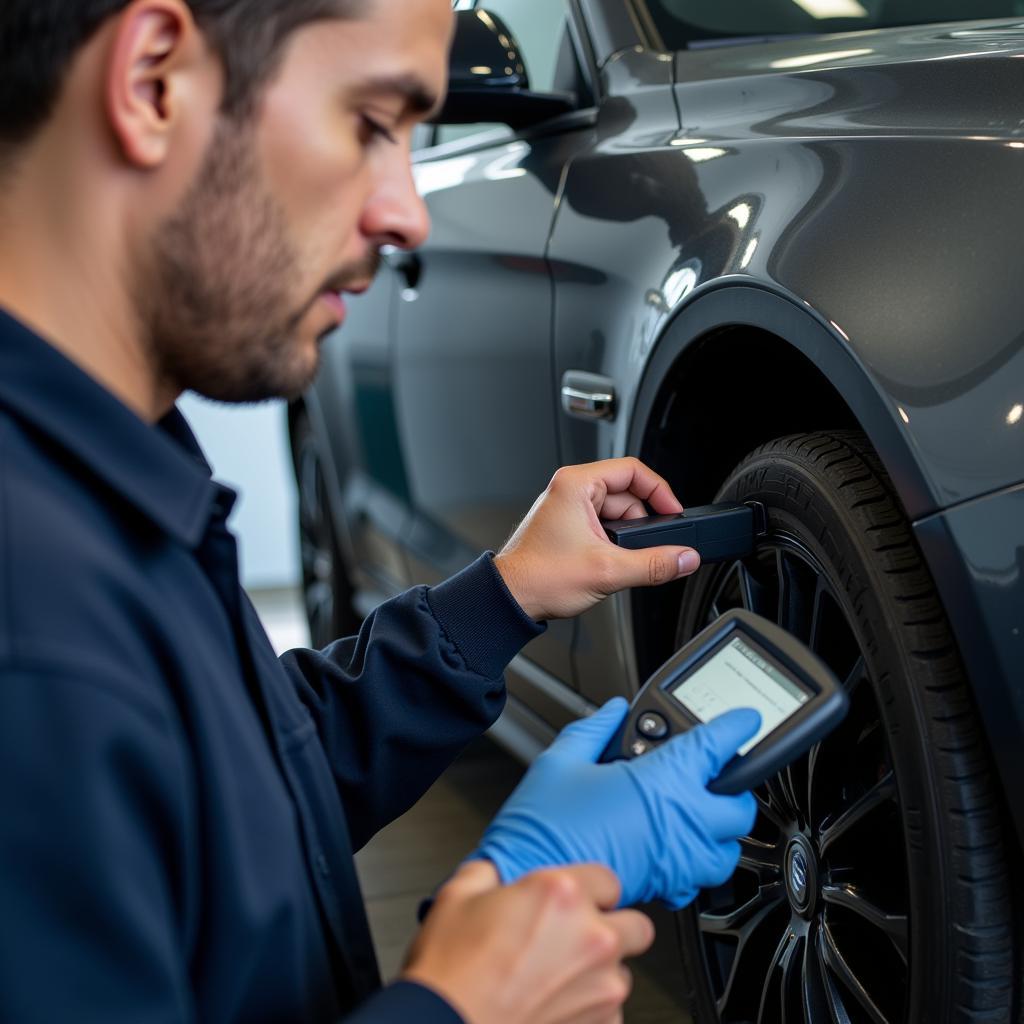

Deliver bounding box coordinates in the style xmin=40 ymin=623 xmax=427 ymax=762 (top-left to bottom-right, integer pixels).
xmin=145 ymin=0 xmax=452 ymax=404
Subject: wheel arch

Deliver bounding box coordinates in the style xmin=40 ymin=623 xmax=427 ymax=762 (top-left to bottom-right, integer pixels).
xmin=624 ymin=282 xmax=934 ymax=680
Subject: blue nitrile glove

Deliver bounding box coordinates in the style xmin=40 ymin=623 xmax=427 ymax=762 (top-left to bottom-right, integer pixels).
xmin=469 ymin=698 xmax=760 ymax=909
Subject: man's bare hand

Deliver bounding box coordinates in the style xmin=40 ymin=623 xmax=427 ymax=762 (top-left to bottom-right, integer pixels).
xmin=493 ymin=458 xmax=700 ymax=621
xmin=402 ymin=861 xmax=654 ymax=1024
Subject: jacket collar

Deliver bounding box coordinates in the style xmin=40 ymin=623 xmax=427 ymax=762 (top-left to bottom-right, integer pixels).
xmin=0 ymin=307 xmax=221 ymax=548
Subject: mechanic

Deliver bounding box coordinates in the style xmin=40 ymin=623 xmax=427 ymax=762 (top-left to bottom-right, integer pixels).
xmin=0 ymin=2 xmax=759 ymax=1022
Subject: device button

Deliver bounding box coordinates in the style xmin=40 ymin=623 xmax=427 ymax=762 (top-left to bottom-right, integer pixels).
xmin=637 ymin=712 xmax=669 ymax=740
xmin=630 ymin=739 xmax=651 ymax=757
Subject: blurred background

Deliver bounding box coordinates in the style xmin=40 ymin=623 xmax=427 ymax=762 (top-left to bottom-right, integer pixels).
xmin=181 ymin=396 xmax=309 ymax=653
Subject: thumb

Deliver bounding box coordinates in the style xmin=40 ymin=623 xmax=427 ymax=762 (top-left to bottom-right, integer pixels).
xmin=607 ymin=545 xmax=701 ymax=591
xmin=686 ymin=708 xmax=762 ymax=783
xmin=444 ymin=858 xmax=504 ymax=901
xmin=547 ymin=698 xmax=630 ymax=763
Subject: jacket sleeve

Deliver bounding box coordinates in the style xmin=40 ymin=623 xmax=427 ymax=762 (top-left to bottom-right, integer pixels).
xmin=279 ymin=554 xmax=544 ymax=850
xmin=345 ymin=981 xmax=463 ymax=1024
xmin=0 ymin=667 xmax=194 ymax=1024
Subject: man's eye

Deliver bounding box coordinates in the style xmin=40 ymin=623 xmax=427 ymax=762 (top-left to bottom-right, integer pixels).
xmin=361 ymin=116 xmax=398 ymax=146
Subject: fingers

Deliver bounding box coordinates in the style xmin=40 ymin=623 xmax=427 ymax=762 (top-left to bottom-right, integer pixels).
xmin=569 ymin=458 xmax=683 ymax=518
xmin=604 ymin=908 xmax=655 ymax=958
xmin=548 ymin=699 xmax=630 ymax=763
xmin=599 ymin=492 xmax=650 ymax=522
xmin=688 ymin=707 xmax=762 ymax=781
xmin=709 ymin=839 xmax=743 ymax=886
xmin=442 ymin=859 xmax=503 ymax=901
xmin=537 ymin=962 xmax=632 ymax=1024
xmin=711 ymin=790 xmax=758 ymax=839
xmin=552 ymin=863 xmax=624 ymax=913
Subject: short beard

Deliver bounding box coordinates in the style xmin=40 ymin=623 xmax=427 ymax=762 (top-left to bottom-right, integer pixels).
xmin=142 ymin=118 xmax=321 ymax=405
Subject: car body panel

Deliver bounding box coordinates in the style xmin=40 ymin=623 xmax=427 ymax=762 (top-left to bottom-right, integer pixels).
xmin=395 ymin=128 xmax=586 ymax=686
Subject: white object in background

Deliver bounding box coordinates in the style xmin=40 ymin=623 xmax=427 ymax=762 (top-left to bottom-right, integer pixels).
xmin=178 ymin=394 xmax=300 ymax=591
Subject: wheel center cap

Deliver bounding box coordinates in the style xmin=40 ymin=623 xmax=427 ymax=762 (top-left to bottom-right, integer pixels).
xmin=784 ymin=836 xmax=818 ymax=918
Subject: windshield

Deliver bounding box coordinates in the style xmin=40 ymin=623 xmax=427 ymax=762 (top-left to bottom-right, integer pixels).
xmin=644 ymin=0 xmax=1024 ymax=49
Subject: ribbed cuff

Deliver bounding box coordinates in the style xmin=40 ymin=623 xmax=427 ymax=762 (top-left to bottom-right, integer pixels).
xmin=426 ymin=553 xmax=545 ymax=679
xmin=345 ymin=980 xmax=464 ymax=1024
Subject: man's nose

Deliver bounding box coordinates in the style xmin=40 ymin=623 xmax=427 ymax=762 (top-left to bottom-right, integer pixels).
xmin=360 ymin=158 xmax=431 ymax=252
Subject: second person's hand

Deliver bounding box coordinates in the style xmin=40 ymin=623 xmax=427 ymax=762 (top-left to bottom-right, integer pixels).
xmin=493 ymin=458 xmax=700 ymax=622
xmin=403 ymin=861 xmax=654 ymax=1024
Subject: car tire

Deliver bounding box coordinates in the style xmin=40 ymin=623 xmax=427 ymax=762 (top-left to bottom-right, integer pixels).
xmin=291 ymin=408 xmax=362 ymax=649
xmin=674 ymin=431 xmax=1016 ymax=1024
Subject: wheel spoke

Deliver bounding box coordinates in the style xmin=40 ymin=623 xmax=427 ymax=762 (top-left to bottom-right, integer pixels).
xmin=808 ymin=576 xmax=830 ymax=654
xmin=803 ymin=924 xmax=843 ymax=1023
xmin=819 ymin=920 xmax=892 ymax=1024
xmin=763 ymin=772 xmax=800 ymax=823
xmin=698 ymin=883 xmax=785 ymax=938
xmin=842 ymin=655 xmax=868 ymax=694
xmin=821 ymin=884 xmax=909 ymax=964
xmin=818 ymin=771 xmax=896 ymax=855
xmin=738 ymin=835 xmax=783 ymax=881
xmin=756 ymin=927 xmax=795 ymax=1024
xmin=738 ymin=560 xmax=775 ymax=618
xmin=707 ymin=562 xmax=740 ymax=623
xmin=806 ymin=741 xmax=822 ymax=828
xmin=713 ymin=898 xmax=787 ymax=1018
xmin=776 ymin=550 xmax=815 ymax=642
xmin=780 ymin=763 xmax=804 ymax=823
xmin=780 ymin=933 xmax=803 ymax=1024
xmin=754 ymin=786 xmax=790 ymax=832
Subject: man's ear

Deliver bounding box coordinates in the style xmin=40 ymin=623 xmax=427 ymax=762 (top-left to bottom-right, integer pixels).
xmin=105 ymin=0 xmax=212 ymax=169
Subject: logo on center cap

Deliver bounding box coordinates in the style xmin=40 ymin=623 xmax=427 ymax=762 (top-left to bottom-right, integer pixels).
xmin=790 ymin=848 xmax=808 ymax=900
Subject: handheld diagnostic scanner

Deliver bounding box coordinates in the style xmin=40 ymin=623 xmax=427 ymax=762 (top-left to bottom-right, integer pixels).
xmin=601 ymin=609 xmax=849 ymax=795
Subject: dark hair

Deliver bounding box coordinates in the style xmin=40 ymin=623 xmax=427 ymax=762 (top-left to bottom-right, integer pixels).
xmin=0 ymin=0 xmax=361 ymax=148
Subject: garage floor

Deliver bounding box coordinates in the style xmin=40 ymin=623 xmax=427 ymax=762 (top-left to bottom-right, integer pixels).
xmin=257 ymin=589 xmax=692 ymax=1022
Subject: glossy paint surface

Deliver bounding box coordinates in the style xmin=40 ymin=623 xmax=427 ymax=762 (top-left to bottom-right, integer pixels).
xmin=551 ymin=20 xmax=1024 ymax=511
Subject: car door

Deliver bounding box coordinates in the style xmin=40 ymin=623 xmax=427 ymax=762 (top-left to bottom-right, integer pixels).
xmin=391 ymin=0 xmax=592 ymax=698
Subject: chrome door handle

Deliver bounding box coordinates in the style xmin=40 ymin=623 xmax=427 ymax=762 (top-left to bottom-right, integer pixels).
xmin=560 ymin=371 xmax=617 ymax=422
xmin=382 ymin=247 xmax=422 ymax=291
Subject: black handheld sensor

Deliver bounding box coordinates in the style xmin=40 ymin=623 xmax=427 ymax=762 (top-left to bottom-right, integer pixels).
xmin=601 ymin=610 xmax=849 ymax=795
xmin=603 ymin=502 xmax=768 ymax=563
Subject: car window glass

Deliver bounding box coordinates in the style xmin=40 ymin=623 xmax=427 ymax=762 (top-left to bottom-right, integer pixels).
xmin=485 ymin=0 xmax=567 ymax=95
xmin=645 ymin=0 xmax=1024 ymax=48
xmin=433 ymin=0 xmax=569 ymax=148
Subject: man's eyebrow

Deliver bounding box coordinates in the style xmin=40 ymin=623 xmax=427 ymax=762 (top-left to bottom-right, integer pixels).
xmin=358 ymin=74 xmax=440 ymax=116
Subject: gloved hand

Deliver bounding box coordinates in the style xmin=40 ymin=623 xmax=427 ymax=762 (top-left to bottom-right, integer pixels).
xmin=469 ymin=699 xmax=760 ymax=909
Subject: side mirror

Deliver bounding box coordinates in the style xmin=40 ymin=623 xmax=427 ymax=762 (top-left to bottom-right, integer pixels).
xmin=434 ymin=9 xmax=575 ymax=130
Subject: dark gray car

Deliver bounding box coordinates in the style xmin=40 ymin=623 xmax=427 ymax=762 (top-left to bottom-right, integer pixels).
xmin=290 ymin=2 xmax=1024 ymax=1020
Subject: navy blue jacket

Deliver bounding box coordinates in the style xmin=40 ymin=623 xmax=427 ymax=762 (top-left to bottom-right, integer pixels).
xmin=0 ymin=309 xmax=544 ymax=1022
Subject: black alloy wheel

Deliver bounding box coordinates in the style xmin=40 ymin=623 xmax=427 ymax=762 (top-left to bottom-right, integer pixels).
xmin=675 ymin=432 xmax=1016 ymax=1024
xmin=292 ymin=409 xmax=361 ymax=649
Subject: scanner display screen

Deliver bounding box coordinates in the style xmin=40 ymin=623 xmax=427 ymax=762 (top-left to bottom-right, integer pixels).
xmin=670 ymin=635 xmax=812 ymax=755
